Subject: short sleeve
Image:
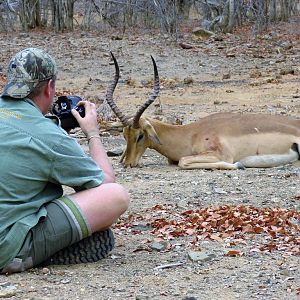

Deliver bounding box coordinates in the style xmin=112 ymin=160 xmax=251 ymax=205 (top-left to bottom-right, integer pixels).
xmin=50 ymin=135 xmax=103 ymax=189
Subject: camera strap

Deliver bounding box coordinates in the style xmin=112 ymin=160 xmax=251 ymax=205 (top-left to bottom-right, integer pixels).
xmin=45 ymin=114 xmax=61 ymax=127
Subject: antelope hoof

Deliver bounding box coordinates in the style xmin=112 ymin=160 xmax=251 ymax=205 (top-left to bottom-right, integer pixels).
xmin=234 ymin=162 xmax=246 ymax=170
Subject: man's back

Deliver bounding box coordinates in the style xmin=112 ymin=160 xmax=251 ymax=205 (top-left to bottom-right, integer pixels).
xmin=0 ymin=96 xmax=103 ymax=268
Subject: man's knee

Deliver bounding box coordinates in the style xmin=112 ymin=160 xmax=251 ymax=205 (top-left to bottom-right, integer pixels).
xmin=109 ymin=183 xmax=130 ymax=212
xmin=70 ymin=182 xmax=130 ymax=231
xmin=94 ymin=182 xmax=130 ymax=213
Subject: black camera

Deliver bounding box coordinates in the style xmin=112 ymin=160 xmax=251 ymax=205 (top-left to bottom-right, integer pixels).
xmin=52 ymin=95 xmax=85 ymax=130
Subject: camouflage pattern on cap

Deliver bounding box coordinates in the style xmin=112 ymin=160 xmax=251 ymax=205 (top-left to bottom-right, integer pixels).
xmin=1 ymin=48 xmax=57 ymax=99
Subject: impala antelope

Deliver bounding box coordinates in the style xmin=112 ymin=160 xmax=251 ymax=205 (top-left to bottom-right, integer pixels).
xmin=105 ymin=52 xmax=300 ymax=170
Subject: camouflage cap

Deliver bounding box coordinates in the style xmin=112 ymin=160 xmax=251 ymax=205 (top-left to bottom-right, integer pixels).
xmin=2 ymin=48 xmax=57 ymax=99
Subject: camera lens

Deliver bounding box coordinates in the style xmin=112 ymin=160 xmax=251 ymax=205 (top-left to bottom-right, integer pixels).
xmin=52 ymin=95 xmax=85 ymax=130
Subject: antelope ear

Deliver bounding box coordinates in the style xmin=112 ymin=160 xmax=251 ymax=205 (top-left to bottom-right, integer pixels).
xmin=147 ymin=130 xmax=161 ymax=145
xmin=140 ymin=119 xmax=161 ymax=145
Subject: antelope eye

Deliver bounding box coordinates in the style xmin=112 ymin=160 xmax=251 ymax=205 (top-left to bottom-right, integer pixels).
xmin=137 ymin=132 xmax=144 ymax=143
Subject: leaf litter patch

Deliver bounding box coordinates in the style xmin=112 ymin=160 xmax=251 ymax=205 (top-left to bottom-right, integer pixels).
xmin=114 ymin=204 xmax=300 ymax=257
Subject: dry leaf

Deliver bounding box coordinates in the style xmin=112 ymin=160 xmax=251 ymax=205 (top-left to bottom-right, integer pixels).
xmin=225 ymin=250 xmax=243 ymax=257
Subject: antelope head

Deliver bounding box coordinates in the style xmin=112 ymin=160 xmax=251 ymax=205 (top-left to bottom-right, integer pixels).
xmin=106 ymin=52 xmax=160 ymax=167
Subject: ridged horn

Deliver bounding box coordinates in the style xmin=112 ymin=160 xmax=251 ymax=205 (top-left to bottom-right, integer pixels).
xmin=105 ymin=52 xmax=130 ymax=126
xmin=132 ymin=55 xmax=160 ymax=129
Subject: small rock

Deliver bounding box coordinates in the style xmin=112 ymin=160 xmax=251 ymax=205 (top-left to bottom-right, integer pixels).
xmin=42 ymin=267 xmax=50 ymax=274
xmin=222 ymin=73 xmax=231 ymax=80
xmin=133 ymin=224 xmax=152 ymax=231
xmin=226 ymin=52 xmax=236 ymax=57
xmin=279 ymin=68 xmax=295 ymax=75
xmin=188 ymin=251 xmax=216 ymax=262
xmin=18 ymin=32 xmax=30 ymax=38
xmin=192 ymin=27 xmax=214 ymax=39
xmin=101 ymin=131 xmax=111 ymax=137
xmin=280 ymin=268 xmax=290 ymax=277
xmin=135 ymin=294 xmax=150 ymax=300
xmin=177 ymin=199 xmax=188 ymax=209
xmin=183 ymin=77 xmax=194 ymax=85
xmin=0 ymin=284 xmax=17 ymax=298
xmin=107 ymin=148 xmax=123 ymax=157
xmin=178 ymin=42 xmax=194 ymax=49
xmin=249 ymin=69 xmax=262 ymax=78
xmin=150 ymin=241 xmax=168 ymax=251
xmin=60 ymin=278 xmax=71 ymax=284
xmin=111 ymin=35 xmax=123 ymax=40
xmin=213 ymin=188 xmax=227 ymax=194
xmin=280 ymin=41 xmax=293 ymax=50
xmin=212 ymin=35 xmax=224 ymax=41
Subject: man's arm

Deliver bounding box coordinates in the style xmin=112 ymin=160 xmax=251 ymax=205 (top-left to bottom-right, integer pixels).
xmin=87 ymin=131 xmax=115 ymax=183
xmin=72 ymin=101 xmax=116 ymax=184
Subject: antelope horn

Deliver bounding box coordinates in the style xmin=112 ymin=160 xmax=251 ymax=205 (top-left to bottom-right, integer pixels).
xmin=132 ymin=55 xmax=160 ymax=129
xmin=106 ymin=52 xmax=131 ymax=126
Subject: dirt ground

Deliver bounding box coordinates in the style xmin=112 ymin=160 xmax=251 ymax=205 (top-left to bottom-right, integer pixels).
xmin=0 ymin=18 xmax=300 ymax=300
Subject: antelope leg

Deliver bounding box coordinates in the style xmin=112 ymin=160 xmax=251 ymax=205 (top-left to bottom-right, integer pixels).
xmin=239 ymin=147 xmax=299 ymax=168
xmin=119 ymin=149 xmax=126 ymax=163
xmin=178 ymin=146 xmax=299 ymax=170
xmin=178 ymin=154 xmax=242 ymax=170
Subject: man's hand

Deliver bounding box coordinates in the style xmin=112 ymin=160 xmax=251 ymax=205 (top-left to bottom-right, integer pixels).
xmin=71 ymin=100 xmax=99 ymax=137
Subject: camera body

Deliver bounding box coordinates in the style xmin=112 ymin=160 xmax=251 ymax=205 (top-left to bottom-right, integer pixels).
xmin=52 ymin=95 xmax=85 ymax=130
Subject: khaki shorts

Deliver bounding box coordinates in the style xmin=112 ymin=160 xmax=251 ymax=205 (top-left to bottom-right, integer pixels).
xmin=1 ymin=196 xmax=91 ymax=273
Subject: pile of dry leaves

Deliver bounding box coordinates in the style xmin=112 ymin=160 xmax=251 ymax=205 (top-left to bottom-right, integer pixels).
xmin=115 ymin=204 xmax=300 ymax=257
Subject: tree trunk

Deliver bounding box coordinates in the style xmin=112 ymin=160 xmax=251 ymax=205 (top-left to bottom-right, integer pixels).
xmin=280 ymin=0 xmax=289 ymax=21
xmin=255 ymin=0 xmax=268 ymax=32
xmin=50 ymin=0 xmax=75 ymax=32
xmin=19 ymin=0 xmax=41 ymax=31
xmin=227 ymin=0 xmax=236 ymax=33
xmin=83 ymin=0 xmax=93 ymax=30
xmin=269 ymin=0 xmax=277 ymax=21
xmin=41 ymin=0 xmax=50 ymax=27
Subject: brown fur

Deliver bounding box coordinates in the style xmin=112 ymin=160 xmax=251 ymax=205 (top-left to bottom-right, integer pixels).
xmin=121 ymin=112 xmax=300 ymax=169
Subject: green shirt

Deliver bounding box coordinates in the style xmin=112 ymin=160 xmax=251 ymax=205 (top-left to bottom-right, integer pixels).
xmin=0 ymin=97 xmax=103 ymax=268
